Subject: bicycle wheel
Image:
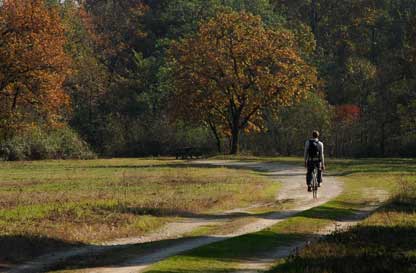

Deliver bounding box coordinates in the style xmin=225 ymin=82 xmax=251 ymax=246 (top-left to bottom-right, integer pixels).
xmin=312 ymin=168 xmax=318 ymax=199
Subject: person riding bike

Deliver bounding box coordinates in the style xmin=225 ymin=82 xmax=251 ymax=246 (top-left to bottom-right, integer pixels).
xmin=304 ymin=130 xmax=325 ymax=192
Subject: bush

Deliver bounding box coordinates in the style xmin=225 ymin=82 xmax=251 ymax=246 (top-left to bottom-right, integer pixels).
xmin=241 ymin=93 xmax=333 ymax=156
xmin=0 ymin=127 xmax=96 ymax=161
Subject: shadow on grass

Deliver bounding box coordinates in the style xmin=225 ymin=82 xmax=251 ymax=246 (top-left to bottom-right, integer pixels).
xmin=47 ymin=237 xmax=197 ymax=272
xmin=269 ymin=225 xmax=416 ymax=273
xmin=328 ymin=158 xmax=416 ymax=176
xmin=5 ymin=235 xmax=201 ymax=272
xmin=269 ymin=193 xmax=416 ymax=273
xmin=84 ymin=163 xmax=219 ymax=170
xmin=49 ymin=232 xmax=311 ymax=273
xmin=146 ymin=268 xmax=236 ymax=273
xmin=96 ymin=199 xmax=374 ymax=223
xmin=270 ymin=252 xmax=416 ymax=273
xmin=386 ymin=197 xmax=416 ymax=213
xmin=96 ymin=202 xmax=303 ymax=221
xmin=297 ymin=205 xmax=358 ymax=221
xmin=82 ymin=161 xmax=300 ymax=175
xmin=0 ymin=235 xmax=84 ymax=270
xmin=297 ymin=199 xmax=386 ymax=222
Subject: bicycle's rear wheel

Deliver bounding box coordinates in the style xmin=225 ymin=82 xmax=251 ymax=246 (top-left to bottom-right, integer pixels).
xmin=312 ymin=168 xmax=318 ymax=199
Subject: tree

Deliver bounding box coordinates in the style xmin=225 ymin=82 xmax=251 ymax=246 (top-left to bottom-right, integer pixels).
xmin=170 ymin=11 xmax=317 ymax=154
xmin=58 ymin=0 xmax=110 ymax=149
xmin=84 ymin=0 xmax=148 ymax=74
xmin=271 ymin=0 xmax=416 ymax=156
xmin=333 ymin=104 xmax=360 ymax=156
xmin=0 ymin=0 xmax=71 ymax=137
xmin=220 ymin=0 xmax=283 ymax=26
xmin=273 ymin=93 xmax=332 ymax=156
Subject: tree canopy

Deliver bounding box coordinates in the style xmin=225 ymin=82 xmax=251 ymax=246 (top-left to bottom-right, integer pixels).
xmin=0 ymin=0 xmax=70 ymax=136
xmin=170 ymin=11 xmax=317 ymax=154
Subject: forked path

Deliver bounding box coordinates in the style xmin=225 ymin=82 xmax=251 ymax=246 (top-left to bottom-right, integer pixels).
xmin=8 ymin=161 xmax=343 ymax=273
xmin=77 ymin=161 xmax=343 ymax=273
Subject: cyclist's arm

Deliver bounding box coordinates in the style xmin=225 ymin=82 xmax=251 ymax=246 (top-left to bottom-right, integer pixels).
xmin=320 ymin=142 xmax=325 ymax=168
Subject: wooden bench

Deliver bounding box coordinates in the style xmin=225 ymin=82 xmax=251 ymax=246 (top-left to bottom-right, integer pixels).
xmin=175 ymin=147 xmax=203 ymax=160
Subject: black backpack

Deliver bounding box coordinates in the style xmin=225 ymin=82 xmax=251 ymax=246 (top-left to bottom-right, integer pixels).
xmin=308 ymin=139 xmax=320 ymax=159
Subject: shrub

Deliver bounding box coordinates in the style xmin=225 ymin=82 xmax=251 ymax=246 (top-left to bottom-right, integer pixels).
xmin=0 ymin=127 xmax=96 ymax=161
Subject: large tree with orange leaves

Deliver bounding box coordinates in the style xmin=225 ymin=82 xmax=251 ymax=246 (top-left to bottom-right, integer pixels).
xmin=0 ymin=0 xmax=71 ymax=136
xmin=170 ymin=11 xmax=317 ymax=154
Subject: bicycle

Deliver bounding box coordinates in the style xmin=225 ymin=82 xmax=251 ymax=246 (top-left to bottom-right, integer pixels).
xmin=311 ymin=165 xmax=319 ymax=199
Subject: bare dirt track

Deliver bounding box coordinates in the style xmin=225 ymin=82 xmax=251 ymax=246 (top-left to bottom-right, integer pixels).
xmin=7 ymin=160 xmax=344 ymax=273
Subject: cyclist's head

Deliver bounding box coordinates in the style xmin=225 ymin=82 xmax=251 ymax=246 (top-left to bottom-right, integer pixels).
xmin=312 ymin=130 xmax=320 ymax=138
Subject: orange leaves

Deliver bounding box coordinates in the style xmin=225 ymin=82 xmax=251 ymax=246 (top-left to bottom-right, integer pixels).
xmin=0 ymin=0 xmax=71 ymax=131
xmin=335 ymin=104 xmax=361 ymax=124
xmin=170 ymin=10 xmax=317 ymax=138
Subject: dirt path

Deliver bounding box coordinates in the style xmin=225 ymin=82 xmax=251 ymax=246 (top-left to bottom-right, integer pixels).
xmin=7 ymin=161 xmax=343 ymax=273
xmin=234 ymin=203 xmax=388 ymax=273
xmin=234 ymin=187 xmax=390 ymax=273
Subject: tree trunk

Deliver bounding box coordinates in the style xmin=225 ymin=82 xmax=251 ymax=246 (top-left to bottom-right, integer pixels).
xmin=310 ymin=0 xmax=318 ymax=37
xmin=214 ymin=133 xmax=222 ymax=154
xmin=208 ymin=120 xmax=222 ymax=153
xmin=380 ymin=122 xmax=385 ymax=156
xmin=230 ymin=127 xmax=240 ymax=155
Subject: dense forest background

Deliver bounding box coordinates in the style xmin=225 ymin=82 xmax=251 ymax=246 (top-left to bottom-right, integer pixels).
xmin=0 ymin=0 xmax=415 ymax=160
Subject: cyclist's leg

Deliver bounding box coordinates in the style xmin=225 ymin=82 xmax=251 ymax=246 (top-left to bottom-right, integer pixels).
xmin=306 ymin=160 xmax=313 ymax=190
xmin=317 ymin=161 xmax=323 ymax=184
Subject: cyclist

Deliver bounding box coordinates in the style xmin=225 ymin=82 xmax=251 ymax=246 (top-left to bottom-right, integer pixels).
xmin=304 ymin=130 xmax=325 ymax=192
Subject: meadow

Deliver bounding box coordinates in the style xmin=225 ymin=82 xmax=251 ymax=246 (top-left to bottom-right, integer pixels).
xmin=141 ymin=157 xmax=416 ymax=273
xmin=269 ymin=159 xmax=416 ymax=273
xmin=0 ymin=158 xmax=278 ymax=268
xmin=2 ymin=157 xmax=415 ymax=273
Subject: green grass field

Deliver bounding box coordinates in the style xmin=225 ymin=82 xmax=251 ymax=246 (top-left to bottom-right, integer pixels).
xmin=0 ymin=158 xmax=278 ymax=268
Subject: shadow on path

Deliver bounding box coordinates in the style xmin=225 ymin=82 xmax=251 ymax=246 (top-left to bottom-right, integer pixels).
xmin=44 ymin=232 xmax=311 ymax=273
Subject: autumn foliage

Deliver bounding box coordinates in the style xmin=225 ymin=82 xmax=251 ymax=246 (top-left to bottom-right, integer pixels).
xmin=170 ymin=11 xmax=317 ymax=154
xmin=0 ymin=0 xmax=71 ymax=135
xmin=83 ymin=0 xmax=148 ymax=71
xmin=0 ymin=0 xmax=413 ymax=158
xmin=335 ymin=104 xmax=361 ymax=124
